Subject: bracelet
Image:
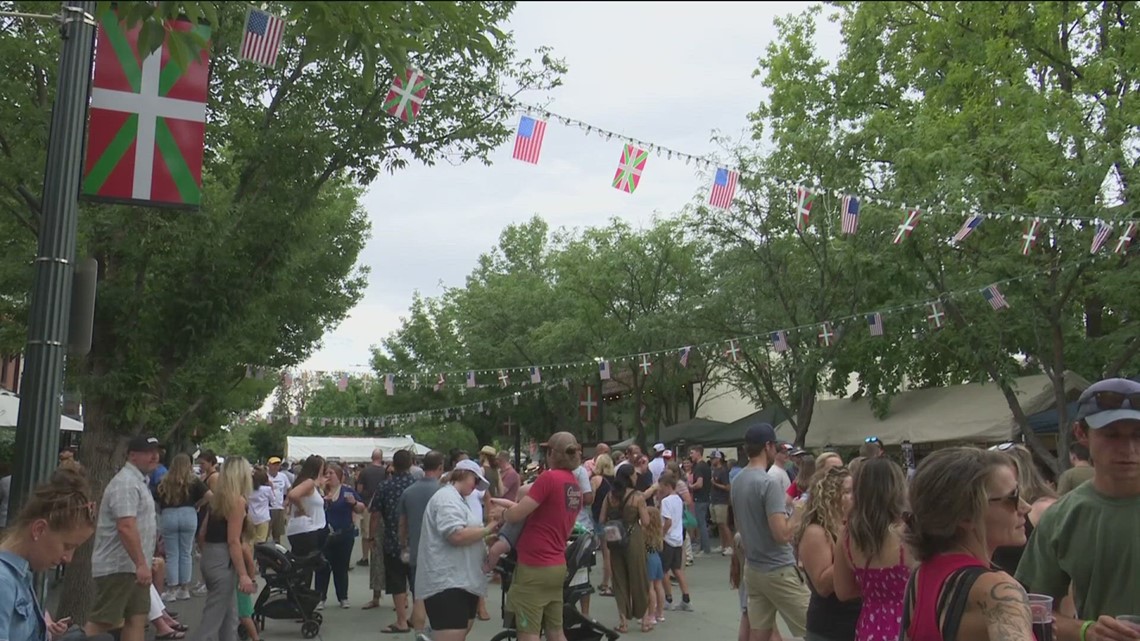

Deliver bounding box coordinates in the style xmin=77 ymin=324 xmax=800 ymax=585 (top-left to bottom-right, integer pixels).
xmin=1080 ymin=620 xmax=1095 ymax=641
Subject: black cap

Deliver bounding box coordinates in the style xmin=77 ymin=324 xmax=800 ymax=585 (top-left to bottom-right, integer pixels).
xmin=745 ymin=423 xmax=777 ymax=446
xmin=128 ymin=435 xmax=160 ymax=453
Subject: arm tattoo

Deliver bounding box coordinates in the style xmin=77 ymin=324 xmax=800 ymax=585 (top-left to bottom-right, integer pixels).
xmin=978 ymin=580 xmax=1034 ymax=641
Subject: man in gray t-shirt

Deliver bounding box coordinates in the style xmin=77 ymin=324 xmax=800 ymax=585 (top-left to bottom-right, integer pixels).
xmin=729 ymin=424 xmax=809 ymax=639
xmin=396 ymin=451 xmax=444 ymax=639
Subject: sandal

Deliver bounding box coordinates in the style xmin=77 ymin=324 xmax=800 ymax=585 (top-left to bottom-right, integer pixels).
xmin=382 ymin=624 xmax=411 ymax=634
xmin=170 ymin=623 xmax=189 ymax=633
xmin=477 ymin=612 xmax=491 ymax=621
xmin=640 ymin=621 xmax=654 ymax=633
xmin=361 ymin=601 xmax=380 ymax=610
xmin=598 ymin=585 xmax=614 ymax=597
xmin=156 ymin=632 xmax=185 ymax=640
xmin=615 ymin=623 xmax=629 ymax=634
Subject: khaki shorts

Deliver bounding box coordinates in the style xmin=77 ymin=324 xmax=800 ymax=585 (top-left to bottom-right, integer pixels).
xmin=89 ymin=573 xmax=150 ymax=627
xmin=506 ymin=563 xmax=565 ymax=634
xmin=744 ymin=564 xmax=809 ymax=635
xmin=252 ymin=521 xmax=270 ymax=543
xmin=270 ymin=509 xmax=286 ymax=540
xmin=710 ymin=504 xmax=729 ymax=525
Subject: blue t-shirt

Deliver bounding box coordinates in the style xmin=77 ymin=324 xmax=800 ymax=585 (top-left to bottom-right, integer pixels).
xmin=150 ymin=464 xmax=168 ymax=491
xmin=324 ymin=485 xmax=361 ymax=533
xmin=0 ymin=551 xmax=47 ymax=641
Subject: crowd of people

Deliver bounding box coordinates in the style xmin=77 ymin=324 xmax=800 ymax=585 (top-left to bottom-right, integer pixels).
xmin=0 ymin=375 xmax=1138 ymax=641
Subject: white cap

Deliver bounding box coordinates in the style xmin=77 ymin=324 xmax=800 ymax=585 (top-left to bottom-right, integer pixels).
xmin=453 ymin=459 xmax=490 ymax=491
xmin=653 ymin=443 xmax=666 ymax=453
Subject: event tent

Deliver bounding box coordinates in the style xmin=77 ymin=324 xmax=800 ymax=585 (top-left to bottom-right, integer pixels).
xmin=286 ymin=436 xmax=430 ymax=463
xmin=0 ymin=390 xmax=84 ymax=432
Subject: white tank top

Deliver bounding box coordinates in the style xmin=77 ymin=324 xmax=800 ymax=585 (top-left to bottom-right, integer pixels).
xmin=285 ymin=486 xmax=327 ymax=536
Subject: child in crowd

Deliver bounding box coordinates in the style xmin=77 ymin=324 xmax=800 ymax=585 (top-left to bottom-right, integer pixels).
xmin=658 ymin=473 xmax=692 ymax=611
xmin=643 ymin=506 xmax=666 ymax=628
xmin=237 ymin=519 xmax=261 ymax=641
xmin=249 ymin=468 xmax=274 ymax=543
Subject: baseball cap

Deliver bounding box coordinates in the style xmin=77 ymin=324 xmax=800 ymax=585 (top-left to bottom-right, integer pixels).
xmin=745 ymin=423 xmax=777 ymax=446
xmin=479 ymin=445 xmax=498 ymax=457
xmin=662 ymin=449 xmax=674 ymax=459
xmin=710 ymin=449 xmax=726 ymax=460
xmin=128 ymin=435 xmax=160 ymax=453
xmin=653 ymin=443 xmax=666 ymax=453
xmin=453 ymin=459 xmax=490 ymax=491
xmin=790 ymin=447 xmax=808 ymax=457
xmin=267 ymin=456 xmax=282 ymax=464
xmin=1076 ymin=378 xmax=1140 ymax=429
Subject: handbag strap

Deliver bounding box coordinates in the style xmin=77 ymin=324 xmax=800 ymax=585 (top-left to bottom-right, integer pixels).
xmin=609 ymin=489 xmax=634 ymax=520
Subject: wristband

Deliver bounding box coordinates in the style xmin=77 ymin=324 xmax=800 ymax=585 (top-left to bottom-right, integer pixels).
xmin=1080 ymin=620 xmax=1094 ymax=641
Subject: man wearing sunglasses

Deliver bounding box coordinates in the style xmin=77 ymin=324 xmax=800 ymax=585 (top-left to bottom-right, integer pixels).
xmin=1016 ymin=378 xmax=1140 ymax=641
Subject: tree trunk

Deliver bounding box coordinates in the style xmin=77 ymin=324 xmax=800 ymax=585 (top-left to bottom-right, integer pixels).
xmin=792 ymin=383 xmax=817 ymax=448
xmin=57 ymin=398 xmax=129 ymax=621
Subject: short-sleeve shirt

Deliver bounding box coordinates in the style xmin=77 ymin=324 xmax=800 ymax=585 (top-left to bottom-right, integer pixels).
xmin=1055 ymin=465 xmax=1095 ymax=495
xmin=573 ymin=466 xmax=594 ymax=530
xmin=1015 ymin=481 xmax=1140 ymax=618
xmin=414 ymin=485 xmax=487 ymax=601
xmin=515 ymin=468 xmax=580 ymax=567
xmin=730 ymin=466 xmax=795 ymax=572
xmin=711 ymin=466 xmax=731 ymax=504
xmin=356 ymin=464 xmax=387 ymax=504
xmin=398 ymin=478 xmax=442 ymax=566
xmin=0 ymin=550 xmax=46 ymax=641
xmin=155 ymin=477 xmax=208 ymax=510
xmin=92 ymin=463 xmax=156 ymax=577
xmin=661 ymin=494 xmax=684 ymax=547
xmin=691 ymin=460 xmax=712 ymax=502
xmin=372 ymin=472 xmax=416 ymax=555
xmin=648 ymin=457 xmax=666 ymax=483
xmin=767 ymin=464 xmax=792 ymax=494
xmin=500 ymin=466 xmax=521 ymax=503
xmin=268 ymin=471 xmax=291 ymax=510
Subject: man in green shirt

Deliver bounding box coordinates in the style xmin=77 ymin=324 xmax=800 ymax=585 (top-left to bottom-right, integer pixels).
xmin=1016 ymin=378 xmax=1140 ymax=641
xmin=1056 ymin=442 xmax=1095 ymax=496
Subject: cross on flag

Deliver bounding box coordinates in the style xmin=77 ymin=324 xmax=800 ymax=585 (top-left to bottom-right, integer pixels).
xmin=893 ymin=210 xmax=922 ymax=244
xmin=1021 ymin=219 xmax=1041 ymax=255
xmin=708 ymin=168 xmax=738 ymax=209
xmin=613 ymin=145 xmax=648 ymax=193
xmin=638 ymin=354 xmax=653 ymax=376
xmin=840 ymin=195 xmax=861 ymax=235
xmin=383 ymin=69 xmax=430 ymax=123
xmin=982 ymin=285 xmax=1009 ymax=310
xmin=579 ymin=385 xmax=598 ymax=422
xmin=771 ymin=331 xmax=789 ymax=353
xmin=817 ymin=323 xmax=835 ymax=347
xmin=724 ymin=339 xmax=742 ymax=363
xmin=1115 ymin=222 xmax=1136 ymax=254
xmin=794 ymin=184 xmax=815 ymax=230
xmin=498 ymin=370 xmax=510 ymax=388
xmin=927 ymin=302 xmax=946 ymax=329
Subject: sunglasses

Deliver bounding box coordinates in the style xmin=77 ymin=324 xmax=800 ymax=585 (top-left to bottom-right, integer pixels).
xmin=988 ymin=486 xmax=1021 ymax=509
xmin=989 ymin=442 xmax=1018 ymax=452
xmin=1085 ymin=391 xmax=1140 ymax=411
xmin=864 ymin=436 xmax=881 ymax=444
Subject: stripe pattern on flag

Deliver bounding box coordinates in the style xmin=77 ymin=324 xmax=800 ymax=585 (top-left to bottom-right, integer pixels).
xmin=952 ymin=214 xmax=984 ymax=243
xmin=1090 ymin=223 xmax=1113 ymax=254
xmin=512 ymin=116 xmax=546 ymax=164
xmin=867 ymin=313 xmax=884 ymax=336
xmin=982 ymin=285 xmax=1009 ymax=310
xmin=239 ymin=7 xmax=285 ymax=68
xmin=708 ymin=168 xmax=738 ymax=209
xmin=840 ymin=195 xmax=861 ymax=235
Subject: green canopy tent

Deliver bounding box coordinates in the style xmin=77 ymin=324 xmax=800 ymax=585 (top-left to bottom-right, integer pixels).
xmin=612 ymin=407 xmax=789 ymax=450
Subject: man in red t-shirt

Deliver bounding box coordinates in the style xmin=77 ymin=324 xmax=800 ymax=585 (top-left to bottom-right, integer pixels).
xmin=501 ymin=431 xmax=582 ymax=641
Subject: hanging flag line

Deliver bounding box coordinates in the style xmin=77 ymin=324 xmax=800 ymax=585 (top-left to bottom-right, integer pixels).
xmin=511 ymin=101 xmax=1135 ymax=227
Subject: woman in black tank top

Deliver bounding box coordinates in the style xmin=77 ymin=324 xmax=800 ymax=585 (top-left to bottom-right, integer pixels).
xmin=794 ymin=467 xmax=860 ymax=641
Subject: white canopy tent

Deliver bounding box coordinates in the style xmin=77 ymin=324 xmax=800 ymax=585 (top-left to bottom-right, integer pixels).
xmin=286 ymin=436 xmax=431 ymax=463
xmin=0 ymin=390 xmax=84 ymax=432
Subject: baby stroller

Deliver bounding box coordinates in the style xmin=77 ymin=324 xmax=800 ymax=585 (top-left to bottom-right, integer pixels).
xmin=242 ymin=542 xmax=327 ymax=639
xmin=490 ymin=532 xmax=621 ymax=641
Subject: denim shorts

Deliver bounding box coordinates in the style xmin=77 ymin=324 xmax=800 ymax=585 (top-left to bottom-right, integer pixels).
xmin=646 ymin=551 xmax=664 ymax=582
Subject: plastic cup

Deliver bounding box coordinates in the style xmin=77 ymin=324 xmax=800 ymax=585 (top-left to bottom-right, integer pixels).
xmin=1027 ymin=594 xmax=1054 ymax=623
xmin=1118 ymin=615 xmax=1140 ymax=631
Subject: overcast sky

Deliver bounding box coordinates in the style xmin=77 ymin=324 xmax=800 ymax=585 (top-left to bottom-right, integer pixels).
xmin=299 ymin=1 xmax=842 ymax=374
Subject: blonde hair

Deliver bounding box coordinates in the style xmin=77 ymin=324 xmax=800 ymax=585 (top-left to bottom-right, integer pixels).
xmin=644 ymin=506 xmax=664 ymax=551
xmin=210 ymin=457 xmax=253 ymax=518
xmin=905 ymin=447 xmax=1014 ymax=562
xmin=815 ymin=451 xmax=842 ymax=470
xmin=545 ymin=432 xmax=581 ymax=471
xmin=594 ymin=454 xmax=615 ymax=477
xmin=1003 ymin=445 xmax=1057 ymax=505
xmin=158 ymin=453 xmax=196 ymax=506
xmin=7 ymin=467 xmax=95 ymax=536
xmin=795 ymin=466 xmax=851 ymax=548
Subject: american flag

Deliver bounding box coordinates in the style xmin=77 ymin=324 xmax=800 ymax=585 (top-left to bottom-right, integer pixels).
xmin=384 ymin=374 xmax=395 ymax=396
xmin=1090 ymin=223 xmax=1113 ymax=254
xmin=433 ymin=373 xmax=446 ymax=392
xmin=512 ymin=116 xmax=546 ymax=164
xmin=771 ymin=331 xmax=789 ymax=352
xmin=337 ymin=374 xmax=348 ymax=392
xmin=794 ymin=185 xmax=815 ymax=230
xmin=466 ymin=370 xmax=477 ymax=388
xmin=840 ymin=195 xmax=861 ymax=235
xmin=239 ymin=8 xmax=285 ymax=68
xmin=1021 ymin=219 xmax=1041 ymax=256
xmin=952 ymin=214 xmax=984 ymax=243
xmin=708 ymin=168 xmax=738 ymax=209
xmin=893 ymin=210 xmax=922 ymax=244
xmin=679 ymin=346 xmax=692 ymax=367
xmin=982 ymin=285 xmax=1009 ymax=310
xmin=599 ymin=360 xmax=612 ymax=380
xmin=530 ymin=366 xmax=542 ymax=384
xmin=1115 ymin=222 xmax=1136 ymax=254
xmin=867 ymin=313 xmax=884 ymax=336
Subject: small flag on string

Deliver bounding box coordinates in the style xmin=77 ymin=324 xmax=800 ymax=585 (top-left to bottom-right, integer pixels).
xmin=893 ymin=210 xmax=922 ymax=244
xmin=840 ymin=195 xmax=861 ymax=235
xmin=337 ymin=374 xmax=348 ymax=392
xmin=383 ymin=69 xmax=430 ymax=123
xmin=529 ymin=366 xmax=542 ymax=384
xmin=512 ymin=116 xmax=546 ymax=164
xmin=466 ymin=371 xmax=477 ymax=388
xmin=289 ymin=414 xmax=298 ymax=426
xmin=679 ymin=346 xmax=692 ymax=368
xmin=512 ymin=393 xmax=520 ymax=406
xmin=498 ymin=370 xmax=510 ymax=388
xmin=708 ymin=168 xmax=738 ymax=209
xmin=384 ymin=374 xmax=395 ymax=396
xmin=952 ymin=214 xmax=984 ymax=243
xmin=1114 ymin=222 xmax=1136 ymax=254
xmin=637 ymin=354 xmax=653 ymax=376
xmin=927 ymin=302 xmax=946 ymax=329
xmin=239 ymin=7 xmax=285 ymax=68
xmin=411 ymin=376 xmax=420 ymax=391
xmin=281 ymin=371 xmax=293 ymax=390
xmin=1090 ymin=223 xmax=1113 ymax=254
xmin=982 ymin=285 xmax=1009 ymax=310
xmin=771 ymin=331 xmax=789 ymax=353
xmin=867 ymin=313 xmax=884 ymax=336
xmin=1021 ymin=219 xmax=1041 ymax=255
xmin=794 ymin=185 xmax=815 ymax=230
xmin=612 ymin=145 xmax=648 ymax=193
xmin=724 ymin=339 xmax=742 ymax=363
xmin=817 ymin=323 xmax=835 ymax=347
xmin=599 ymin=360 xmax=612 ymax=380
xmin=579 ymin=385 xmax=598 ymax=422
xmin=433 ymin=373 xmax=446 ymax=392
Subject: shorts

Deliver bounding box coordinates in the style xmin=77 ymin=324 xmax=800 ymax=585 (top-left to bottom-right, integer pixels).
xmin=89 ymin=574 xmax=150 ymax=626
xmin=251 ymin=521 xmax=270 ymax=543
xmin=660 ymin=544 xmax=683 ymax=572
xmin=358 ymin=508 xmax=371 ymax=541
xmin=710 ymin=504 xmax=729 ymax=525
xmin=424 ymin=588 xmax=479 ymax=630
xmin=384 ymin=553 xmax=412 ymax=595
xmin=237 ymin=590 xmax=254 ymax=618
xmin=269 ymin=509 xmax=287 ymax=540
xmin=408 ymin=564 xmax=418 ymax=597
xmin=506 ymin=563 xmax=565 ymax=634
xmin=744 ymin=564 xmax=809 ymax=635
xmin=646 ymin=551 xmax=664 ymax=582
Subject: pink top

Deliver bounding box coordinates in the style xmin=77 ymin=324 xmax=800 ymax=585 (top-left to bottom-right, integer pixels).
xmin=845 ymin=534 xmax=911 ymax=641
xmin=906 ymin=553 xmax=988 ymax=641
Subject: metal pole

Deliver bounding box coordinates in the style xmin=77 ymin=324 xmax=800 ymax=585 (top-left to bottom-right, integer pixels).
xmin=512 ymin=415 xmax=521 ymax=472
xmin=9 ymin=1 xmax=96 ymax=522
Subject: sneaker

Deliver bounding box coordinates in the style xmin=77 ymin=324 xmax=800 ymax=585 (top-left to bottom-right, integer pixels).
xmin=677 ymin=602 xmax=693 ymax=612
xmin=656 ymin=616 xmax=666 ymax=623
xmin=721 ymin=546 xmax=733 ymax=557
xmin=415 ymin=634 xmax=432 ymax=641
xmin=663 ymin=602 xmax=674 ymax=611
xmin=191 ymin=584 xmax=208 ymax=597
xmin=339 ymin=601 xmax=350 ymax=609
xmin=161 ymin=590 xmax=177 ymax=602
xmin=175 ymin=587 xmax=191 ymax=601
xmin=316 ymin=601 xmax=325 ymax=611
xmin=711 ymin=546 xmax=723 ymax=554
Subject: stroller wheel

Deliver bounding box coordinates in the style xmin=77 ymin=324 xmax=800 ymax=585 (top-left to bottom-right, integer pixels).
xmin=301 ymin=621 xmax=320 ymax=639
xmin=311 ymin=613 xmax=323 ymax=625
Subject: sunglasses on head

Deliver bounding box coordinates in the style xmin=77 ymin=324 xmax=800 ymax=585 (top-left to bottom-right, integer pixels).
xmin=864 ymin=436 xmax=881 ymax=444
xmin=989 ymin=442 xmax=1021 ymax=452
xmin=1086 ymin=391 xmax=1140 ymax=411
xmin=988 ymin=485 xmax=1021 ymax=509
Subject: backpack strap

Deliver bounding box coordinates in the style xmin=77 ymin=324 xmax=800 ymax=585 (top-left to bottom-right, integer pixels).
xmin=938 ymin=565 xmax=991 ymax=641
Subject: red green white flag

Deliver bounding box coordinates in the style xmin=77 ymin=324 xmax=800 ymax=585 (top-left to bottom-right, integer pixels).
xmin=612 ymin=144 xmax=647 ymax=194
xmin=384 ymin=69 xmax=430 ymax=122
xmin=82 ymin=11 xmax=211 ymax=208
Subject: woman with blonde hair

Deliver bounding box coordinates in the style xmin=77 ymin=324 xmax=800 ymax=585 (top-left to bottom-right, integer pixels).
xmin=899 ymin=447 xmax=1033 ymax=641
xmin=795 ymin=467 xmax=860 ymax=641
xmin=988 ymin=444 xmax=1057 ymax=574
xmin=190 ymin=458 xmax=256 ymax=641
xmin=816 ymin=452 xmax=844 ymax=474
xmin=590 ymin=453 xmax=616 ymax=596
xmin=156 ymin=453 xmax=209 ymax=600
